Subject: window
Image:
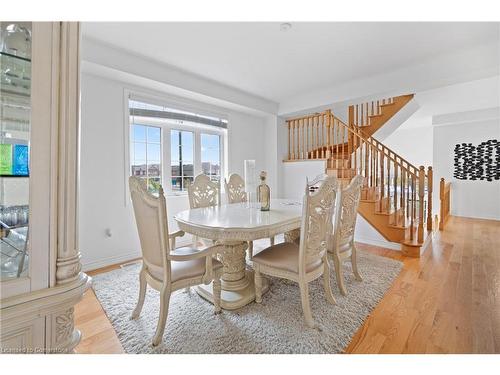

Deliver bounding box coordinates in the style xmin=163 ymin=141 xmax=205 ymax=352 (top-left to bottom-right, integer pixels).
xmin=130 ymin=124 xmax=162 ymax=193
xmin=170 ymin=130 xmax=194 ymax=191
xmin=201 ymin=133 xmax=221 ymax=182
xmin=128 ymin=97 xmax=227 ymax=195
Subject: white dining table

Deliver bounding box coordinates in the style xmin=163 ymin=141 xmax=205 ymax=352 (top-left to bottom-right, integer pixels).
xmin=174 ymin=198 xmax=303 ymax=310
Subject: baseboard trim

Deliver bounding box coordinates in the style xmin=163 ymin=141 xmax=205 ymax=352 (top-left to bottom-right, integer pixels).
xmin=81 ymin=238 xmax=193 ymax=272
xmin=82 ymin=251 xmax=141 ymax=272
xmin=354 ymin=237 xmax=401 ymax=251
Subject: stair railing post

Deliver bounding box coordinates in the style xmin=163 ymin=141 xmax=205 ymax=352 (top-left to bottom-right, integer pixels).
xmin=418 ymin=166 xmax=425 ymax=243
xmin=427 ymin=166 xmax=433 ymax=231
xmin=315 ymin=116 xmax=320 ymax=159
xmin=298 ymin=119 xmax=302 ymax=159
xmin=305 ymin=117 xmax=311 ymax=159
xmin=394 ymin=163 xmax=398 ymax=225
xmin=379 ymin=152 xmax=385 ymax=212
xmin=439 ymin=178 xmax=445 ymax=231
xmin=287 ymin=121 xmax=290 ymax=160
xmin=325 ymin=110 xmax=331 ymax=159
xmin=409 ymin=175 xmax=414 ymax=241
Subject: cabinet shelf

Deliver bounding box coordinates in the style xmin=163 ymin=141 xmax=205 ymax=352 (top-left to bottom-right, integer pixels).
xmin=0 ymin=51 xmax=31 ymax=63
xmin=0 ymin=51 xmax=31 ymax=98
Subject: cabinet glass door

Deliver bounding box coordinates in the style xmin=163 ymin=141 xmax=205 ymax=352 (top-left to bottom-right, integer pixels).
xmin=0 ymin=22 xmax=31 ymax=281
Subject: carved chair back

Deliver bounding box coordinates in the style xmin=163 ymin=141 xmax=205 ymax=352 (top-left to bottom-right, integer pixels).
xmin=187 ymin=174 xmax=221 ymax=209
xmin=224 ymin=173 xmax=247 ymax=204
xmin=129 ymin=176 xmax=170 ymax=279
xmin=298 ymin=175 xmax=340 ymax=273
xmin=334 ymin=175 xmax=363 ymax=251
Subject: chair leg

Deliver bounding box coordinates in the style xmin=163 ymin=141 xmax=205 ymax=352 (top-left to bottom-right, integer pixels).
xmin=254 ymin=268 xmax=263 ymax=303
xmin=299 ymin=281 xmax=316 ymax=328
xmin=213 ymin=275 xmax=222 ymax=314
xmin=322 ymin=259 xmax=337 ymax=305
xmin=270 ymin=236 xmax=275 ymax=246
xmin=152 ymin=287 xmax=171 ymax=346
xmin=333 ymin=253 xmax=347 ymax=296
xmin=131 ymin=268 xmax=147 ymax=319
xmin=351 ymin=244 xmax=363 ymax=281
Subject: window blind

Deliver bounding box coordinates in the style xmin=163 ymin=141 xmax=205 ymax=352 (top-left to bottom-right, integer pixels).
xmin=129 ymin=98 xmax=228 ymax=129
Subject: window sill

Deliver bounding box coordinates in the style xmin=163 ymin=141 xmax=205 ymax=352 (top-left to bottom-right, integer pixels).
xmin=166 ymin=192 xmax=189 ymax=198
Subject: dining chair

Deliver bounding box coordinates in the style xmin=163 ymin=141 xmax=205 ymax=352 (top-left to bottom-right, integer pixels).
xmin=224 ymin=173 xmax=275 ymax=260
xmin=328 ymin=175 xmax=364 ymax=295
xmin=224 ymin=173 xmax=247 ymax=204
xmin=129 ymin=176 xmax=223 ymax=346
xmin=252 ymin=175 xmax=341 ymax=328
xmin=187 ymin=174 xmax=221 ymax=248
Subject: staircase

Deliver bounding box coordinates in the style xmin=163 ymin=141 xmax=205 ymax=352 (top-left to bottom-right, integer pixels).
xmin=285 ymin=94 xmax=432 ymax=257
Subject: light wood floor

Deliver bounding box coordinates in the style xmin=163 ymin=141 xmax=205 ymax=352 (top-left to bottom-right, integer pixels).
xmin=74 ymin=216 xmax=500 ymax=354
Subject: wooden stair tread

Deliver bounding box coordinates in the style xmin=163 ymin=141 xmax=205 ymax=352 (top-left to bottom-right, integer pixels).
xmin=379 ymin=102 xmax=396 ymax=108
xmin=402 ymin=231 xmax=432 ymax=247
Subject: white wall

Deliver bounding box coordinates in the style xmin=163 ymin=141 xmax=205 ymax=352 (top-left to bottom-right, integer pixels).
xmin=383 ymin=123 xmax=434 ymax=168
xmin=79 ymin=73 xmax=269 ymax=271
xmin=281 ymin=160 xmax=326 ymax=200
xmin=433 ymin=108 xmax=500 ymax=220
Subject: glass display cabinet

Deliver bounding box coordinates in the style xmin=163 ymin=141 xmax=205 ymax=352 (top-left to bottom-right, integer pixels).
xmin=0 ymin=22 xmax=89 ymax=354
xmin=0 ymin=22 xmax=31 ymax=282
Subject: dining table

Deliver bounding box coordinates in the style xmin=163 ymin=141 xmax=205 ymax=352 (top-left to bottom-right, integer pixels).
xmin=174 ymin=198 xmax=303 ymax=310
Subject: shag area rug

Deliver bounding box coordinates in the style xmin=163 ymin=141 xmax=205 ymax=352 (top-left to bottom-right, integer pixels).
xmin=92 ymin=244 xmax=402 ymax=354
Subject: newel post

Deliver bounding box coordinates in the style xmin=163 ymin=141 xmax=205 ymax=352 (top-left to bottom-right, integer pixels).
xmin=417 ymin=166 xmax=425 ymax=243
xmin=426 ymin=166 xmax=433 ymax=231
xmin=439 ymin=178 xmax=445 ymax=231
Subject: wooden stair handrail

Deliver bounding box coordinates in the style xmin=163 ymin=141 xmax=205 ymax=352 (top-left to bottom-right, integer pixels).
xmin=332 ymin=114 xmax=421 ymax=178
xmin=357 ymin=128 xmax=421 ymax=177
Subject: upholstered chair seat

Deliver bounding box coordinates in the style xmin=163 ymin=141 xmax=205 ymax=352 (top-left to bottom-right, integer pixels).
xmin=145 ymin=249 xmax=223 ymax=283
xmin=337 ymin=235 xmax=354 ymax=253
xmin=252 ymin=242 xmax=322 ymax=274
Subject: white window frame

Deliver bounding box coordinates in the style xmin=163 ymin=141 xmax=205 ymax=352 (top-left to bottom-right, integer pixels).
xmin=124 ymin=90 xmax=227 ymax=203
xmin=130 ymin=123 xmax=163 ymax=191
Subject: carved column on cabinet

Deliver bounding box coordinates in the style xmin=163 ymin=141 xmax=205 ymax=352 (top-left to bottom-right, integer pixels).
xmin=50 ymin=22 xmax=88 ymax=354
xmin=55 ymin=22 xmax=83 ymax=286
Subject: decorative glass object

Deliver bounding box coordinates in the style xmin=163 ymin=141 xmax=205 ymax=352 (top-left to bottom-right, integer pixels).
xmin=2 ymin=24 xmax=31 ymax=59
xmin=244 ymin=160 xmax=256 ymax=208
xmin=257 ymin=171 xmax=270 ymax=211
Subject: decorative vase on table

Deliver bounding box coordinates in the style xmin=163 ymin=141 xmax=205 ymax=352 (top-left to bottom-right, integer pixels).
xmin=257 ymin=171 xmax=270 ymax=211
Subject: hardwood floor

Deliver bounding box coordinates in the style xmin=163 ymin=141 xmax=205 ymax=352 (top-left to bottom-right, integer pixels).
xmin=74 ymin=265 xmax=130 ymax=354
xmin=74 ymin=216 xmax=500 ymax=354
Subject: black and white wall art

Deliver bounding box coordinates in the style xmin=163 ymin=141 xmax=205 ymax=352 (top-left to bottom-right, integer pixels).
xmin=453 ymin=139 xmax=499 ymax=181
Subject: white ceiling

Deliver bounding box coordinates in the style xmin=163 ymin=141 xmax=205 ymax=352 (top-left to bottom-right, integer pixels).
xmin=82 ymin=22 xmax=499 ymax=104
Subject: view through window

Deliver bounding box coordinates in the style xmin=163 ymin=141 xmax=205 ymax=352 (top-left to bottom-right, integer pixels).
xmin=129 ymin=97 xmax=226 ymax=194
xmin=130 ymin=124 xmax=161 ymax=193
xmin=201 ymin=133 xmax=221 ymax=182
